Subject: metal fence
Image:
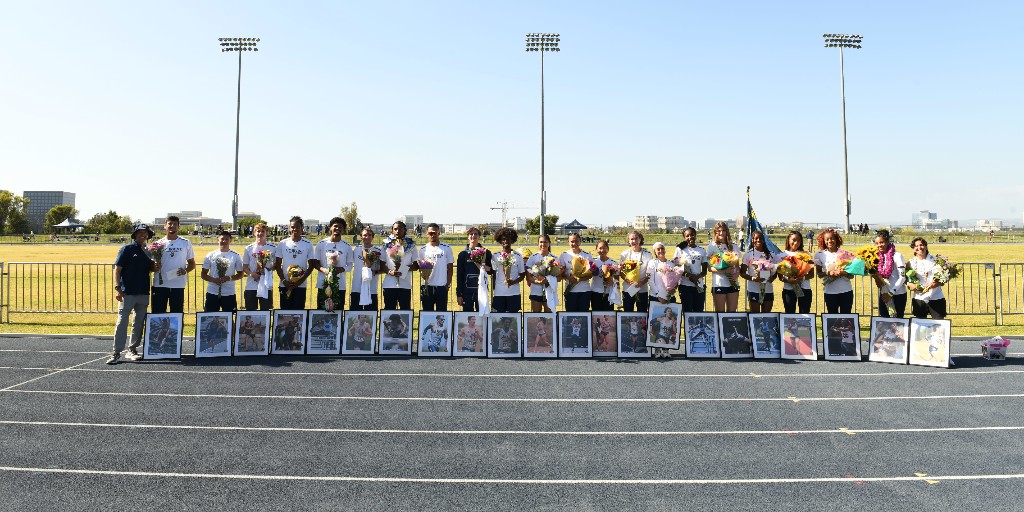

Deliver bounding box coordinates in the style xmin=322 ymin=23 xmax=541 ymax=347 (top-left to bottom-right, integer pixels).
xmin=0 ymin=261 xmax=1020 ymax=325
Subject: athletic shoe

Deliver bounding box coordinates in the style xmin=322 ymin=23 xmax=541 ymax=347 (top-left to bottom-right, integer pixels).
xmin=105 ymin=353 xmax=120 ymax=365
xmin=124 ymin=350 xmax=142 ymax=361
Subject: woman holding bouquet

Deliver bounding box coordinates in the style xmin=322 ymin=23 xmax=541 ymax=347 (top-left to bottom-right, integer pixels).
xmin=907 ymin=237 xmax=946 ymax=319
xmin=814 ymin=228 xmax=853 ymax=314
xmin=872 ymin=229 xmax=907 ymax=318
xmin=673 ymin=227 xmax=708 ymax=313
xmin=589 ymin=239 xmax=617 ymax=311
xmin=619 ymin=230 xmax=653 ymax=313
xmin=525 ymin=234 xmax=558 ymax=312
xmin=739 ymin=230 xmax=776 ymax=313
xmin=559 ymin=233 xmax=595 ymax=312
xmin=492 ymin=227 xmax=525 ymax=313
xmin=779 ymin=231 xmax=814 ymax=314
xmin=646 ymin=242 xmax=677 ymax=304
xmin=707 ymin=222 xmax=739 ymax=313
xmin=350 ymin=227 xmax=386 ymax=311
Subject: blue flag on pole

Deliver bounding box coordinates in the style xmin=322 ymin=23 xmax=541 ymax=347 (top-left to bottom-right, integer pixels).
xmin=745 ymin=186 xmax=782 ymax=256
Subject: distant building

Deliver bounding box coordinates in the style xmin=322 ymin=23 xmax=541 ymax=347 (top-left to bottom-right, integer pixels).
xmin=633 ymin=215 xmax=693 ymax=232
xmin=442 ymin=223 xmax=471 ymax=235
xmin=24 ymin=190 xmax=75 ymax=232
xmin=912 ymin=210 xmax=938 ymax=228
xmin=155 ymin=211 xmax=223 ymax=228
xmin=237 ymin=211 xmax=261 ymax=221
xmin=398 ymin=215 xmax=423 ymax=227
xmin=977 ymin=219 xmax=1003 ymax=231
xmin=506 ymin=216 xmax=528 ymax=230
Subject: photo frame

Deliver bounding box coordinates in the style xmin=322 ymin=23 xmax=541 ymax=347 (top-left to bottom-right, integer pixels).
xmin=780 ymin=314 xmax=817 ymax=360
xmin=488 ymin=313 xmax=521 ymax=358
xmin=591 ymin=312 xmax=618 ymax=357
xmin=234 ymin=310 xmax=271 ymax=356
xmin=418 ymin=312 xmax=453 ymax=356
xmin=908 ymin=318 xmax=952 ymax=368
xmin=453 ymin=312 xmax=487 ymax=357
xmin=195 ymin=312 xmax=233 ymax=358
xmin=718 ymin=313 xmax=753 ymax=358
xmin=558 ymin=312 xmax=592 ymax=357
xmin=272 ymin=310 xmax=307 ymax=355
xmin=307 ymin=310 xmax=342 ymax=355
xmin=379 ymin=310 xmax=414 ymax=355
xmin=868 ymin=317 xmax=909 ymax=365
xmin=749 ymin=313 xmax=781 ymax=359
xmin=617 ymin=312 xmax=652 ymax=358
xmin=684 ymin=312 xmax=719 ymax=358
xmin=143 ymin=312 xmax=183 ymax=359
xmin=342 ymin=311 xmax=377 ymax=355
xmin=646 ymin=303 xmax=682 ymax=350
xmin=523 ymin=312 xmax=557 ymax=358
xmin=822 ymin=314 xmax=862 ymax=361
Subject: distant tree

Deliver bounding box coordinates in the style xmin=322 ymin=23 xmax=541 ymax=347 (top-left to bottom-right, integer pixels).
xmin=0 ymin=190 xmax=31 ymax=234
xmin=85 ymin=210 xmax=135 ymax=234
xmin=525 ymin=214 xmax=560 ymax=236
xmin=339 ymin=202 xmax=361 ymax=235
xmin=236 ymin=216 xmax=264 ymax=234
xmin=44 ymin=205 xmax=80 ymax=233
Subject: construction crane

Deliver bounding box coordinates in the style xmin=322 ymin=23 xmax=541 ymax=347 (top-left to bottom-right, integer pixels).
xmin=490 ymin=201 xmax=532 ymax=229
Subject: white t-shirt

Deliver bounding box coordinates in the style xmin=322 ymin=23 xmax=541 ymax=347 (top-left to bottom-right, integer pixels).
xmin=672 ymin=245 xmax=707 ymax=289
xmin=315 ymin=238 xmax=353 ymax=290
xmin=781 ymin=250 xmax=812 ymax=291
xmin=878 ymin=249 xmax=908 ymax=295
xmin=619 ymin=248 xmax=653 ymax=295
xmin=707 ymin=242 xmax=736 ymax=289
xmin=814 ymin=250 xmax=854 ymax=295
xmin=243 ymin=241 xmax=276 ymax=291
xmin=382 ymin=238 xmax=418 ymax=290
xmin=351 ymin=244 xmax=384 ymax=295
xmin=742 ymin=248 xmax=776 ymax=296
xmin=525 ymin=252 xmax=555 ymax=296
xmin=560 ymin=249 xmax=594 ymax=294
xmin=589 ymin=256 xmax=617 ymax=291
xmin=202 ymin=249 xmax=243 ymax=296
xmin=908 ymin=254 xmax=945 ymax=301
xmin=492 ymin=250 xmax=526 ymax=297
xmin=645 ymin=258 xmax=676 ymax=300
xmin=419 ymin=243 xmax=455 ymax=287
xmin=275 ymin=238 xmax=315 ymax=289
xmin=153 ymin=236 xmax=195 ymax=289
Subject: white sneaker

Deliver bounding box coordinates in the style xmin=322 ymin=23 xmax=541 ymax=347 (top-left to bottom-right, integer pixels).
xmin=105 ymin=353 xmax=120 ymax=365
xmin=123 ymin=349 xmax=142 ymax=361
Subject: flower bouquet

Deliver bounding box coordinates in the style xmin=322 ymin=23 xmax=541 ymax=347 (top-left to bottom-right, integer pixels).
xmin=215 ymin=256 xmax=231 ymax=296
xmin=519 ymin=247 xmax=533 ymax=261
xmin=146 ymin=241 xmax=166 ymax=284
xmin=855 ymin=245 xmax=881 ymax=274
xmin=748 ymin=257 xmax=774 ymax=303
xmin=776 ymin=253 xmax=814 ymax=298
xmin=284 ymin=264 xmax=305 ymax=300
xmin=321 ymin=251 xmax=341 ymax=312
xmin=620 ymin=259 xmax=642 ymax=286
xmin=905 ymin=268 xmax=924 ymax=291
xmin=709 ymin=251 xmax=741 ymax=289
xmin=822 ymin=249 xmax=856 ymax=285
xmin=497 ymin=251 xmax=516 ymax=284
xmin=601 ymin=261 xmax=622 ymax=305
xmin=470 ymin=247 xmax=488 ymax=267
xmin=658 ymin=261 xmax=681 ymax=295
xmin=254 ymin=249 xmax=274 ymax=299
xmin=932 ymin=254 xmax=961 ymax=285
xmin=363 ymin=248 xmax=381 ymax=270
xmin=386 ymin=244 xmax=405 ymax=272
xmin=565 ymin=255 xmax=594 ymax=293
xmin=529 ymin=256 xmax=562 ymax=310
xmin=417 ymin=259 xmax=435 ymax=281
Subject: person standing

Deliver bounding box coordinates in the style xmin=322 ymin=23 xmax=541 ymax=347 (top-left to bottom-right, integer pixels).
xmin=619 ymin=230 xmax=652 ymax=313
xmin=590 ymin=239 xmax=617 ymax=312
xmin=455 ymin=227 xmax=492 ymax=312
xmin=560 ymin=233 xmax=595 ymax=312
xmin=814 ymin=228 xmax=854 ymax=314
xmin=314 ymin=217 xmax=352 ymax=311
xmin=491 ymin=227 xmax=525 ymax=313
xmin=200 ymin=230 xmax=244 ymax=312
xmin=419 ymin=223 xmax=455 ymax=311
xmin=382 ymin=221 xmax=418 ymax=310
xmin=108 ymin=224 xmax=158 ymax=364
xmin=907 ymin=237 xmax=947 ymax=320
xmin=739 ymin=230 xmax=777 ymax=313
xmin=351 ymin=227 xmax=385 ymax=311
xmin=872 ymin=229 xmax=907 ymax=318
xmin=242 ymin=222 xmax=276 ymax=311
xmin=708 ymin=222 xmax=739 ymax=313
xmin=275 ymin=216 xmax=315 ymax=310
xmin=779 ymin=231 xmax=815 ymax=314
xmin=150 ymin=215 xmax=195 ymax=313
xmin=674 ymin=227 xmax=708 ymax=312
xmin=524 ymin=234 xmax=558 ymax=313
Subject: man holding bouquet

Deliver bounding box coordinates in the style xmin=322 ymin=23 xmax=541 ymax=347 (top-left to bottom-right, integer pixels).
xmin=419 ymin=223 xmax=455 ymax=311
xmin=455 ymin=227 xmax=492 ymax=312
xmin=200 ymin=230 xmax=244 ymax=312
xmin=242 ymin=222 xmax=276 ymax=311
xmin=314 ymin=217 xmax=352 ymax=311
xmin=150 ymin=215 xmax=195 ymax=314
xmin=275 ymin=216 xmax=315 ymax=310
xmin=382 ymin=221 xmax=418 ymax=310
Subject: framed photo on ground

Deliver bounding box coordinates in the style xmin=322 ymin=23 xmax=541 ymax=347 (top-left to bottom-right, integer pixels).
xmin=591 ymin=312 xmax=618 ymax=357
xmin=718 ymin=313 xmax=753 ymax=358
xmin=822 ymin=314 xmax=862 ymax=361
xmin=418 ymin=312 xmax=453 ymax=356
xmin=523 ymin=312 xmax=557 ymax=358
xmin=617 ymin=312 xmax=652 ymax=358
xmin=342 ymin=311 xmax=377 ymax=355
xmin=307 ymin=310 xmax=342 ymax=355
xmin=781 ymin=314 xmax=817 ymax=360
xmin=272 ymin=310 xmax=307 ymax=355
xmin=453 ymin=312 xmax=487 ymax=357
xmin=684 ymin=312 xmax=719 ymax=358
xmin=868 ymin=317 xmax=909 ymax=365
xmin=909 ymin=318 xmax=951 ymax=368
xmin=749 ymin=313 xmax=781 ymax=359
xmin=234 ymin=310 xmax=270 ymax=356
xmin=646 ymin=303 xmax=682 ymax=350
xmin=558 ymin=312 xmax=592 ymax=357
xmin=195 ymin=312 xmax=233 ymax=358
xmin=488 ymin=313 xmax=521 ymax=358
xmin=144 ymin=313 xmax=183 ymax=359
xmin=379 ymin=310 xmax=414 ymax=355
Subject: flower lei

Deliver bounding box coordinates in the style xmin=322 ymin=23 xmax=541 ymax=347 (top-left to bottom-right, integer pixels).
xmin=385 ymin=235 xmax=415 ymax=251
xmin=877 ymin=243 xmax=895 ymax=279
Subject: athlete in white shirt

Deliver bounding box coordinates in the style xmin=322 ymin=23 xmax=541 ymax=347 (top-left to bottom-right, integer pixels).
xmin=200 ymin=230 xmax=244 ymax=312
xmin=150 ymin=215 xmax=196 ymax=314
xmin=242 ymin=222 xmax=276 ymax=311
xmin=314 ymin=217 xmax=353 ymax=311
xmin=274 ymin=216 xmax=315 ymax=309
xmin=418 ymin=223 xmax=455 ymax=311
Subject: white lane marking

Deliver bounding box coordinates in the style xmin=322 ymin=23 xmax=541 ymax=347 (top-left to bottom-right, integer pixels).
xmin=1 ymin=466 xmax=1023 ymax=484
xmin=0 ymin=350 xmax=108 ymax=355
xmin=2 ymin=419 xmax=1023 ymax=436
xmin=0 ymin=357 xmax=107 ymax=392
xmin=4 ymin=389 xmax=1024 ymax=403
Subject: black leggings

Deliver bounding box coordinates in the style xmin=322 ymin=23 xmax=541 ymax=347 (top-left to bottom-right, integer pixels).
xmin=823 ymin=291 xmax=853 ymax=314
xmin=781 ymin=288 xmax=813 ymax=314
xmin=878 ymin=292 xmax=907 ymax=318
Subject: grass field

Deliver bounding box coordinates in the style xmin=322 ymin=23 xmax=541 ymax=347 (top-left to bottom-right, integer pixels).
xmin=2 ymin=238 xmax=1023 ymax=337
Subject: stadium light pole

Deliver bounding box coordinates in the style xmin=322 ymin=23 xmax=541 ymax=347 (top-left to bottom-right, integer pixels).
xmin=823 ymin=33 xmax=861 ymax=234
xmin=219 ymin=37 xmax=260 ymax=231
xmin=525 ymin=33 xmax=559 ymax=238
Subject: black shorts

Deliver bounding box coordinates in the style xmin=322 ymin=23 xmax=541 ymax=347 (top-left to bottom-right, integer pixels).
xmin=529 ymin=294 xmax=545 ymax=303
xmin=747 ymin=292 xmax=774 ymax=304
xmin=712 ymin=286 xmax=739 ymax=295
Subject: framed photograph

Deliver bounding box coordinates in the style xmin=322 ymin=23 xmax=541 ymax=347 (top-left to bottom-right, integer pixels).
xmin=488 ymin=313 xmax=521 ymax=358
xmin=646 ymin=303 xmax=682 ymax=350
xmin=342 ymin=311 xmax=377 ymax=355
xmin=271 ymin=310 xmax=307 ymax=355
xmin=453 ymin=312 xmax=487 ymax=357
xmin=234 ymin=310 xmax=270 ymax=356
xmin=749 ymin=313 xmax=781 ymax=359
xmin=868 ymin=317 xmax=910 ymax=365
xmin=559 ymin=312 xmax=592 ymax=357
xmin=718 ymin=313 xmax=753 ymax=358
xmin=822 ymin=314 xmax=862 ymax=361
xmin=418 ymin=312 xmax=453 ymax=356
xmin=195 ymin=312 xmax=233 ymax=358
xmin=781 ymin=314 xmax=817 ymax=360
xmin=617 ymin=312 xmax=652 ymax=358
xmin=144 ymin=313 xmax=183 ymax=359
xmin=379 ymin=310 xmax=414 ymax=355
xmin=908 ymin=318 xmax=952 ymax=368
xmin=524 ymin=312 xmax=557 ymax=358
xmin=307 ymin=310 xmax=342 ymax=355
xmin=591 ymin=312 xmax=618 ymax=357
xmin=684 ymin=312 xmax=719 ymax=358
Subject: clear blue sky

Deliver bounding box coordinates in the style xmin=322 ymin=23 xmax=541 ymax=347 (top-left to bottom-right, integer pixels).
xmin=1 ymin=1 xmax=1021 ymax=229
